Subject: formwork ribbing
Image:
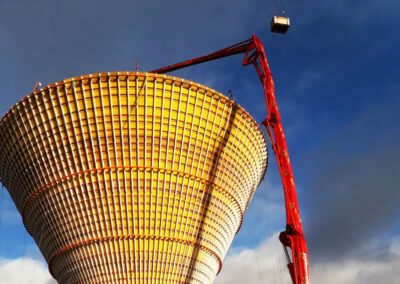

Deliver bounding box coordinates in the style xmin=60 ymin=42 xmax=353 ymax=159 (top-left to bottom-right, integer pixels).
xmin=0 ymin=72 xmax=268 ymax=284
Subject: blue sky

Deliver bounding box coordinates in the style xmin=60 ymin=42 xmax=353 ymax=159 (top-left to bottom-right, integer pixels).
xmin=0 ymin=0 xmax=399 ymax=283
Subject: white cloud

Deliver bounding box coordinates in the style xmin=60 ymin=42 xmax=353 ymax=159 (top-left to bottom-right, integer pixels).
xmin=311 ymin=241 xmax=400 ymax=284
xmin=0 ymin=257 xmax=55 ymax=284
xmin=233 ymin=179 xmax=287 ymax=246
xmin=216 ymin=233 xmax=292 ymax=284
xmin=216 ymin=233 xmax=400 ymax=284
xmin=1 ymin=236 xmax=399 ymax=284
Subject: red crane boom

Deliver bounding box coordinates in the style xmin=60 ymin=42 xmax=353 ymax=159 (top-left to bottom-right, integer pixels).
xmin=151 ymin=34 xmax=310 ymax=284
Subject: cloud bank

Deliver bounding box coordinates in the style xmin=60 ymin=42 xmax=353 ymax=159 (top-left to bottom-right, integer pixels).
xmin=303 ymin=95 xmax=400 ymax=261
xmin=216 ymin=233 xmax=400 ymax=284
xmin=0 ymin=257 xmax=55 ymax=284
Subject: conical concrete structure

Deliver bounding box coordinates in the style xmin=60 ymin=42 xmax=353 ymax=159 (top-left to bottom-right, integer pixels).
xmin=0 ymin=72 xmax=268 ymax=283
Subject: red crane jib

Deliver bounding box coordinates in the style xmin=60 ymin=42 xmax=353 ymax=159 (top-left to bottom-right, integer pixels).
xmin=151 ymin=35 xmax=310 ymax=284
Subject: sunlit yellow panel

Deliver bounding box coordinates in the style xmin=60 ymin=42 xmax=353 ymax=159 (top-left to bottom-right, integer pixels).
xmin=0 ymin=72 xmax=267 ymax=284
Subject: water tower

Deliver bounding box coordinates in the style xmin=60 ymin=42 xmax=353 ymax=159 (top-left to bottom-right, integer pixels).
xmin=0 ymin=72 xmax=268 ymax=283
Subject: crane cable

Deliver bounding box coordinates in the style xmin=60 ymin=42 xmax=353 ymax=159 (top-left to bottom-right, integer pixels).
xmin=273 ymin=0 xmax=286 ymax=16
xmin=0 ymin=185 xmax=3 ymax=250
xmin=19 ymin=233 xmax=27 ymax=284
xmin=254 ymin=249 xmax=265 ymax=284
xmin=277 ymin=242 xmax=285 ymax=283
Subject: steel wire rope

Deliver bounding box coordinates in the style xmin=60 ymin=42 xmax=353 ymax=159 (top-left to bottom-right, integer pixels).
xmin=12 ymin=93 xmax=57 ymax=282
xmin=29 ymin=258 xmax=37 ymax=284
xmin=262 ymin=178 xmax=277 ymax=284
xmin=19 ymin=232 xmax=27 ymax=284
xmin=273 ymin=0 xmax=285 ymax=16
xmin=272 ymin=237 xmax=278 ymax=284
xmin=254 ymin=250 xmax=265 ymax=284
xmin=277 ymin=241 xmax=285 ymax=283
xmin=263 ymin=178 xmax=285 ymax=284
xmin=0 ymin=185 xmax=3 ymax=262
xmin=0 ymin=185 xmax=3 ymax=241
xmin=122 ymin=73 xmax=148 ymax=130
xmin=259 ymin=129 xmax=275 ymax=284
xmin=262 ymin=121 xmax=282 ymax=284
xmin=274 ymin=234 xmax=287 ymax=284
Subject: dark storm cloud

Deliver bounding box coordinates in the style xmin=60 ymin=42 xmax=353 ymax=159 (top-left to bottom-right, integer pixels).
xmin=304 ymin=94 xmax=400 ymax=261
xmin=1 ymin=0 xmax=400 ymax=272
xmin=0 ymin=0 xmax=268 ymax=114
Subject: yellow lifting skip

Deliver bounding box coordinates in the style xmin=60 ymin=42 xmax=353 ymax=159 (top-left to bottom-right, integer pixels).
xmin=270 ymin=0 xmax=290 ymax=34
xmin=271 ymin=16 xmax=290 ymax=34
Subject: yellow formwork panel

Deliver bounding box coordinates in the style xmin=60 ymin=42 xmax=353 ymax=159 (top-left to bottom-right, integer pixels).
xmin=0 ymin=72 xmax=268 ymax=284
